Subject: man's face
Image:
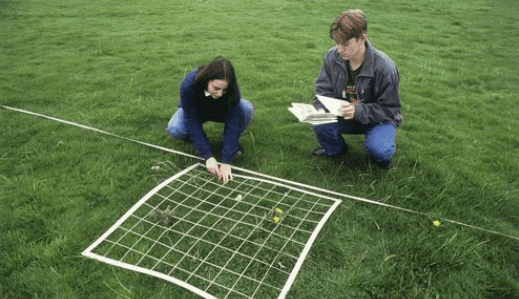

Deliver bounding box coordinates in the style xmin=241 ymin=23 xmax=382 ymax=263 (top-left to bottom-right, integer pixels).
xmin=336 ymin=36 xmax=365 ymax=61
xmin=207 ymin=79 xmax=228 ymax=99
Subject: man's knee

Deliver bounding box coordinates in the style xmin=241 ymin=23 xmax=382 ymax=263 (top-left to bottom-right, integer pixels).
xmin=365 ymin=142 xmax=395 ymax=162
xmin=364 ymin=122 xmax=396 ymax=161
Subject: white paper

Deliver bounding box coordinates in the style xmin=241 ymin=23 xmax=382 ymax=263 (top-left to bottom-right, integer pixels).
xmin=315 ymin=95 xmax=350 ymax=116
xmin=288 ymin=103 xmax=337 ymax=125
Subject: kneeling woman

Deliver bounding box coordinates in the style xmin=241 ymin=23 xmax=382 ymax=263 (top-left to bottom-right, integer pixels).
xmin=167 ymin=57 xmax=254 ymax=182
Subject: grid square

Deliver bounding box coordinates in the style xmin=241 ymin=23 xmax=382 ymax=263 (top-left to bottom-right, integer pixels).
xmin=258 ymin=248 xmax=288 ymax=272
xmin=225 ymin=255 xmax=250 ymax=274
xmin=229 ymin=222 xmax=252 ymax=240
xmin=226 ymin=210 xmax=246 ymax=222
xmin=120 ymin=249 xmax=144 ymax=264
xmin=205 ymin=246 xmax=233 ymax=268
xmin=261 ymin=267 xmax=289 ymax=290
xmin=237 ymin=241 xmax=261 ymax=258
xmin=177 ymin=255 xmax=202 ymax=273
xmin=83 ymin=163 xmax=340 ymax=299
xmin=146 ymin=242 xmax=170 ymax=260
xmin=157 ymin=230 xmax=183 ymax=247
xmin=220 ymin=235 xmax=244 ymax=252
xmin=161 ymin=248 xmax=187 ymax=266
xmin=229 ymin=276 xmax=259 ymax=298
xmin=204 ymin=228 xmax=226 ymax=244
xmin=187 ymin=240 xmax=215 ymax=261
xmin=195 ymin=262 xmax=222 ymax=281
xmin=173 ymin=235 xmax=197 ymax=252
xmin=242 ymin=259 xmax=270 ymax=281
xmin=187 ymin=223 xmax=210 ymax=239
xmin=137 ymin=255 xmax=160 ymax=269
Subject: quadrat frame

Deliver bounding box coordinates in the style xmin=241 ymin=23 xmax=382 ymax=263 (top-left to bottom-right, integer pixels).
xmin=82 ymin=162 xmax=341 ymax=299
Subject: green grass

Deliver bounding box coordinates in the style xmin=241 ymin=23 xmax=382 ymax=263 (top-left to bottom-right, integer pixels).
xmin=1 ymin=0 xmax=519 ymax=298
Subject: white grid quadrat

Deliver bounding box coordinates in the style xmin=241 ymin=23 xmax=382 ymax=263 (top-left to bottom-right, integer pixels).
xmin=82 ymin=163 xmax=341 ymax=299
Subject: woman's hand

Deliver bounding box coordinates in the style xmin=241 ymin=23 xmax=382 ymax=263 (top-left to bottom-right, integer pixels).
xmin=218 ymin=164 xmax=232 ymax=183
xmin=206 ymin=157 xmax=220 ymax=177
xmin=206 ymin=158 xmax=232 ymax=183
xmin=339 ymin=103 xmax=355 ymax=119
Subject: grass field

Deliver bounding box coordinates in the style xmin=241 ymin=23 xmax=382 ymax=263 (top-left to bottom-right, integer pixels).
xmin=1 ymin=0 xmax=518 ymax=298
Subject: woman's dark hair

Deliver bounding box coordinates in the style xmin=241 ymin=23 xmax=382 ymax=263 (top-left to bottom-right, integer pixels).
xmin=192 ymin=56 xmax=239 ymax=107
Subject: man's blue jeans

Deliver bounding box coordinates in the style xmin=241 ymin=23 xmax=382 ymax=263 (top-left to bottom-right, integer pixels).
xmin=313 ymin=120 xmax=396 ymax=167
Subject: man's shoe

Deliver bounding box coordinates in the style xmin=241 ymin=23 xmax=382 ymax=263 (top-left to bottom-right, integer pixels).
xmin=380 ymin=159 xmax=392 ymax=170
xmin=313 ymin=146 xmax=348 ymax=157
xmin=372 ymin=158 xmax=392 ymax=170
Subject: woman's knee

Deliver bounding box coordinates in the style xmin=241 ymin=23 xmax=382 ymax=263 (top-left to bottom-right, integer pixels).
xmin=240 ymin=99 xmax=255 ymax=125
xmin=166 ymin=125 xmax=187 ymax=139
xmin=166 ymin=109 xmax=188 ymax=139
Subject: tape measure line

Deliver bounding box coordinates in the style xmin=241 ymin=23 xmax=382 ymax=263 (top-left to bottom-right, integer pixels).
xmin=2 ymin=104 xmax=518 ymax=241
xmin=1 ymin=105 xmax=202 ymax=160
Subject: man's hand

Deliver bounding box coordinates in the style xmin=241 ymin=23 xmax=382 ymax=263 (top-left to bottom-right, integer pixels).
xmin=218 ymin=163 xmax=232 ymax=183
xmin=339 ymin=103 xmax=355 ymax=119
xmin=206 ymin=157 xmax=220 ymax=177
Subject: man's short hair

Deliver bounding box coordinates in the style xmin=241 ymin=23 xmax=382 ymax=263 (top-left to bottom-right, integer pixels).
xmin=329 ymin=9 xmax=367 ymax=43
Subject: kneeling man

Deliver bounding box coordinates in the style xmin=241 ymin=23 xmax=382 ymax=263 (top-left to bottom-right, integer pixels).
xmin=312 ymin=9 xmax=402 ymax=169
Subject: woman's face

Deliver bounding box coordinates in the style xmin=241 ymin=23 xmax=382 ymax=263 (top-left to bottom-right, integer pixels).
xmin=207 ymin=79 xmax=228 ymax=99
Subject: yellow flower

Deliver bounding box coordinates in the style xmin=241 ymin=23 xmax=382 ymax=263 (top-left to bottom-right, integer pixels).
xmin=433 ymin=220 xmax=441 ymax=227
xmin=275 ymin=208 xmax=283 ymax=214
xmin=273 ymin=217 xmax=280 ymax=223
